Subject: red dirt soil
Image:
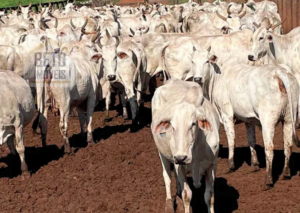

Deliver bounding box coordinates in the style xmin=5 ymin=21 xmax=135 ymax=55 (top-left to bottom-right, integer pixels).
xmin=0 ymin=91 xmax=300 ymax=213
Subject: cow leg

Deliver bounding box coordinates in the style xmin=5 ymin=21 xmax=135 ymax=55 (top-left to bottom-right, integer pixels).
xmin=205 ymin=165 xmax=216 ymax=213
xmin=281 ymin=121 xmax=293 ymax=180
xmin=245 ymin=123 xmax=259 ymax=172
xmin=86 ymin=97 xmax=95 ymax=145
xmin=175 ymin=164 xmax=192 ymax=213
xmin=261 ymin=125 xmax=275 ymax=190
xmin=39 ymin=108 xmax=48 ymax=147
xmin=15 ymin=126 xmax=30 ymax=178
xmin=129 ymin=96 xmax=139 ymax=125
xmin=223 ymin=117 xmax=235 ymax=173
xmin=159 ymin=153 xmax=173 ymax=213
xmin=105 ymin=89 xmax=111 ymax=118
xmin=118 ymin=91 xmax=128 ymax=119
xmin=59 ymin=105 xmax=71 ymax=154
xmin=76 ymin=107 xmax=86 ymax=136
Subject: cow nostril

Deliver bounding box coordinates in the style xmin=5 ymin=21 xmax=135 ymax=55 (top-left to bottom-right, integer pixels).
xmin=54 ymin=48 xmax=60 ymax=53
xmin=248 ymin=55 xmax=254 ymax=61
xmin=174 ymin=155 xmax=188 ymax=165
xmin=107 ymin=75 xmax=116 ymax=81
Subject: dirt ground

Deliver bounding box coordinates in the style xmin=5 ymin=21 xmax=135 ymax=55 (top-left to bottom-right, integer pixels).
xmin=1 ymin=92 xmax=300 ymax=213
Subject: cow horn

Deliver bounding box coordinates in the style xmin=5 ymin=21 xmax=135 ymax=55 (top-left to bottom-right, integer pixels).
xmin=18 ymin=34 xmax=27 ymax=44
xmin=238 ymin=3 xmax=244 ymax=14
xmin=70 ymin=18 xmax=76 ymax=29
xmin=81 ymin=17 xmax=88 ymax=30
xmin=271 ymin=18 xmax=286 ymax=31
xmin=98 ymin=37 xmax=103 ymax=48
xmin=113 ymin=36 xmax=120 ymax=47
xmin=147 ymin=5 xmax=153 ymax=14
xmin=238 ymin=10 xmax=246 ymax=19
xmin=91 ymin=31 xmax=100 ymax=43
xmin=253 ymin=22 xmax=261 ymax=28
xmin=227 ymin=4 xmax=232 ymax=15
xmin=216 ymin=11 xmax=227 ymax=21
xmin=18 ymin=2 xmax=22 ymax=8
xmin=143 ymin=27 xmax=149 ymax=34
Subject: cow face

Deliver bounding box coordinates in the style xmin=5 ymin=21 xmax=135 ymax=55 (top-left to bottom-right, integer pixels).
xmin=19 ymin=2 xmax=32 ymax=19
xmin=155 ymin=102 xmax=211 ymax=165
xmin=248 ymin=28 xmax=271 ymax=61
xmin=44 ymin=29 xmax=62 ymax=53
xmin=192 ymin=47 xmax=218 ymax=86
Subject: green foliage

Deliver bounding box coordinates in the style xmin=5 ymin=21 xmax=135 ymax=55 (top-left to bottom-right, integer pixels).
xmin=0 ymin=0 xmax=65 ymax=8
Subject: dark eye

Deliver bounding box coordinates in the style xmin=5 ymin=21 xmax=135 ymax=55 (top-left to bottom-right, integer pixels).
xmin=259 ymin=37 xmax=264 ymax=41
xmin=192 ymin=122 xmax=197 ymax=126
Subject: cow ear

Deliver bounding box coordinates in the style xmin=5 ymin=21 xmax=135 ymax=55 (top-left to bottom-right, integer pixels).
xmin=90 ymin=54 xmax=102 ymax=63
xmin=117 ymin=52 xmax=128 ymax=59
xmin=209 ymin=55 xmax=217 ymax=64
xmin=155 ymin=121 xmax=171 ymax=134
xmin=198 ymin=119 xmax=212 ymax=131
xmin=267 ymin=35 xmax=273 ymax=42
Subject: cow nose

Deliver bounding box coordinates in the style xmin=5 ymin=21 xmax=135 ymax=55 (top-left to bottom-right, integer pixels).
xmin=54 ymin=48 xmax=60 ymax=53
xmin=107 ymin=75 xmax=116 ymax=81
xmin=248 ymin=55 xmax=254 ymax=61
xmin=194 ymin=77 xmax=202 ymax=83
xmin=174 ymin=155 xmax=187 ymax=165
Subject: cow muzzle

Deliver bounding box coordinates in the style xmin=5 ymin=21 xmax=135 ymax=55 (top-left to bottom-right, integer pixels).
xmin=107 ymin=74 xmax=116 ymax=81
xmin=174 ymin=155 xmax=188 ymax=165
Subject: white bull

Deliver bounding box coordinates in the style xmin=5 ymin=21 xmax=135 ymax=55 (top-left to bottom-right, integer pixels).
xmin=0 ymin=70 xmax=35 ymax=177
xmin=151 ymin=79 xmax=220 ymax=213
xmin=193 ymin=48 xmax=300 ymax=190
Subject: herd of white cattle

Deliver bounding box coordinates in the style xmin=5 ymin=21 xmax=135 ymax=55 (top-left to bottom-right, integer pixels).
xmin=0 ymin=0 xmax=299 ymax=212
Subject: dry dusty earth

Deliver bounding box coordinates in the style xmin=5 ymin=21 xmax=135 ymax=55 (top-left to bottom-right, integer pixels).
xmin=0 ymin=91 xmax=300 ymax=213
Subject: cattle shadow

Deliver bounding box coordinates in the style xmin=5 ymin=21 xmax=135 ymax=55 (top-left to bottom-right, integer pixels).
xmin=0 ymin=145 xmax=64 ymax=178
xmin=218 ymin=144 xmax=300 ymax=184
xmin=179 ymin=177 xmax=239 ymax=213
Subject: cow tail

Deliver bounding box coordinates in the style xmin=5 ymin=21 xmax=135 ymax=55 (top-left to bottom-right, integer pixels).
xmin=276 ymin=69 xmax=300 ymax=147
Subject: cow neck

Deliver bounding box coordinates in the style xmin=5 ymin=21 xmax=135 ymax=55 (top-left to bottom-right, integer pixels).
xmin=268 ymin=33 xmax=290 ymax=65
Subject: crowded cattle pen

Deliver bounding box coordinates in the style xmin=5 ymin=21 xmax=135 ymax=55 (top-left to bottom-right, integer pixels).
xmin=1 ymin=0 xmax=300 ymax=212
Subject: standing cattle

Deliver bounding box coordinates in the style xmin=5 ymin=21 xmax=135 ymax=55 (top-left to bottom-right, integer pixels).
xmin=193 ymin=47 xmax=300 ymax=190
xmin=0 ymin=70 xmax=35 ymax=177
xmin=151 ymin=79 xmax=220 ymax=213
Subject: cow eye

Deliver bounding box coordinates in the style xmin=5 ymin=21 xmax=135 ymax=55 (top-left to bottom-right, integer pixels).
xmin=259 ymin=37 xmax=264 ymax=41
xmin=192 ymin=122 xmax=196 ymax=126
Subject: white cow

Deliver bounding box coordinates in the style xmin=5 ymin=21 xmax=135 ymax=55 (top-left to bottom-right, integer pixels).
xmin=0 ymin=70 xmax=35 ymax=177
xmin=151 ymin=79 xmax=220 ymax=213
xmin=193 ymin=48 xmax=300 ymax=190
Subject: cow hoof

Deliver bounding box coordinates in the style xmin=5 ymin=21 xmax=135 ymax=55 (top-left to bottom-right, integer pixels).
xmin=262 ymin=184 xmax=273 ymax=191
xmin=87 ymin=141 xmax=96 ymax=146
xmin=21 ymin=171 xmax=31 ymax=180
xmin=224 ymin=167 xmax=234 ymax=174
xmin=165 ymin=199 xmax=174 ymax=213
xmin=251 ymin=164 xmax=260 ymax=173
xmin=280 ymin=174 xmax=291 ymax=180
xmin=64 ymin=145 xmax=71 ymax=154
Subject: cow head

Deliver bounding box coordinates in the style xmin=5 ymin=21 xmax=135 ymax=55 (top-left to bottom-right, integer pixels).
xmin=192 ymin=46 xmax=218 ymax=86
xmin=154 ymin=89 xmax=211 ymax=165
xmin=41 ymin=28 xmax=62 ymax=53
xmin=248 ymin=20 xmax=284 ymax=61
xmin=93 ymin=36 xmax=120 ymax=81
xmin=19 ymin=2 xmax=32 ymax=19
xmin=216 ymin=4 xmax=246 ymax=33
